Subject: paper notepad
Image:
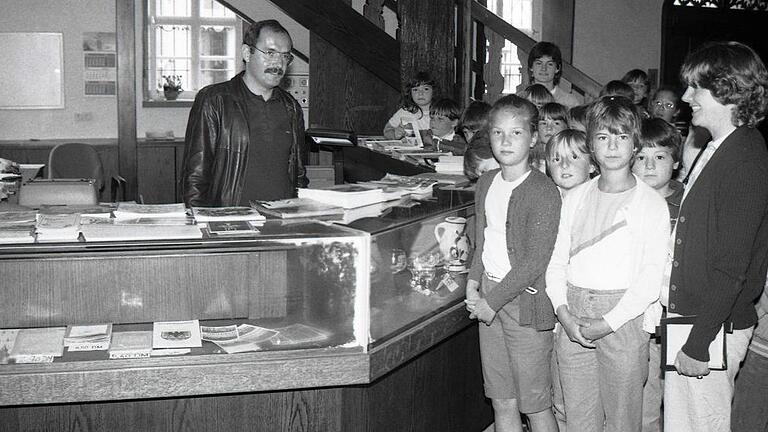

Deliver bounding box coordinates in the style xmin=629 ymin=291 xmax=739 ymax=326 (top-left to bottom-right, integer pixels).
xmin=661 ymin=316 xmax=727 ymax=371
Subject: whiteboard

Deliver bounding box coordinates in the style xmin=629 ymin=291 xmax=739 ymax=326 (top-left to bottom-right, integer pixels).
xmin=0 ymin=32 xmax=64 ymax=109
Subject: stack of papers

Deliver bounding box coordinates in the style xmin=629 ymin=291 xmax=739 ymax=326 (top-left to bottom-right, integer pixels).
xmin=64 ymin=323 xmax=112 ymax=351
xmin=433 ymin=155 xmax=465 ymax=174
xmin=114 ymin=203 xmax=188 ymax=220
xmin=253 ymin=197 xmax=345 ymax=219
xmin=0 ymin=211 xmax=37 ymax=244
xmin=35 ymin=213 xmax=81 ymax=242
xmin=191 ymin=206 xmax=266 ymax=224
xmin=81 ymin=203 xmax=201 ymax=242
xmin=298 ymin=184 xmax=385 ymax=209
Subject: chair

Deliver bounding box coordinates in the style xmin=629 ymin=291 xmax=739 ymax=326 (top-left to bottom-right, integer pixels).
xmin=48 ymin=142 xmax=105 ymax=192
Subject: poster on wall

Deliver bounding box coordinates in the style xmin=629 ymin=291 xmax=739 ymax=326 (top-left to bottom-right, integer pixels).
xmin=0 ymin=32 xmax=64 ymax=109
xmin=83 ymin=32 xmax=116 ymax=96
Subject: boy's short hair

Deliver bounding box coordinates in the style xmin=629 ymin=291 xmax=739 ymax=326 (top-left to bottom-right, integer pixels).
xmin=680 ymin=41 xmax=768 ymax=128
xmin=545 ymin=129 xmax=589 ymax=160
xmin=489 ymin=94 xmax=539 ymax=134
xmin=600 ymin=80 xmax=636 ymax=100
xmin=621 ymin=69 xmax=650 ymax=90
xmin=640 ymin=117 xmax=683 ymax=162
xmin=521 ymin=84 xmax=555 ymax=108
xmin=570 ymin=104 xmax=589 ymax=127
xmin=430 ymin=98 xmax=462 ymax=120
xmin=539 ymin=102 xmax=570 ymax=124
xmin=528 ymin=42 xmax=563 ymax=85
xmin=587 ymin=96 xmax=643 ymax=153
xmin=459 ymin=100 xmax=492 ymax=133
xmin=464 ymin=132 xmax=495 ymax=180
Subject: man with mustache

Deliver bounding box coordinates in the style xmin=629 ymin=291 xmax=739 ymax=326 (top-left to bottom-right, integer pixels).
xmin=181 ymin=20 xmax=307 ymax=206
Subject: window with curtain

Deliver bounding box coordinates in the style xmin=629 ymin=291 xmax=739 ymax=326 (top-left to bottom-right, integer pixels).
xmin=146 ymin=0 xmax=243 ymax=101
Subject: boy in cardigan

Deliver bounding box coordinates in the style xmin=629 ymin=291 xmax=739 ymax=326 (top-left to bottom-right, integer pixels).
xmin=465 ymin=94 xmax=560 ymax=432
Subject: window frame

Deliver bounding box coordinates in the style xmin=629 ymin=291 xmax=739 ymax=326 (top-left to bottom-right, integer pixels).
xmin=143 ymin=0 xmax=244 ymax=104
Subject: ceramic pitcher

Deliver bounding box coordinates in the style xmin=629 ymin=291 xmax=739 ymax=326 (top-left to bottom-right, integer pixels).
xmin=434 ymin=216 xmax=470 ymax=266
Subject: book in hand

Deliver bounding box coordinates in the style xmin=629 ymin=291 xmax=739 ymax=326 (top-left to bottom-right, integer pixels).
xmin=206 ymin=220 xmax=260 ymax=237
xmin=253 ymin=197 xmax=345 ymax=219
xmin=152 ymin=320 xmax=202 ymax=349
xmin=109 ymin=331 xmax=153 ymax=359
xmin=9 ymin=327 xmax=66 ymax=363
xmin=191 ymin=206 xmax=266 ymax=223
xmin=64 ymin=323 xmax=112 ymax=351
xmin=661 ymin=315 xmax=727 ymax=371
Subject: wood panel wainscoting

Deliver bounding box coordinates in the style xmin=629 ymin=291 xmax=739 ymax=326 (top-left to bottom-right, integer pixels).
xmin=0 ymin=138 xmax=185 ymax=204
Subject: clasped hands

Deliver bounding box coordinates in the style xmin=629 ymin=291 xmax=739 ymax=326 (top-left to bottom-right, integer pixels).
xmin=555 ymin=305 xmax=613 ymax=348
xmin=465 ymin=281 xmax=496 ymax=325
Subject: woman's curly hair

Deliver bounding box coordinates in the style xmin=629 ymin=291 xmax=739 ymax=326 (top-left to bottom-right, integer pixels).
xmin=680 ymin=41 xmax=768 ymax=128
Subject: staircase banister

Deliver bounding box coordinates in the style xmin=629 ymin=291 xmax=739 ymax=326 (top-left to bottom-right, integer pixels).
xmin=268 ymin=0 xmax=401 ymax=91
xmin=470 ymin=1 xmax=602 ymax=100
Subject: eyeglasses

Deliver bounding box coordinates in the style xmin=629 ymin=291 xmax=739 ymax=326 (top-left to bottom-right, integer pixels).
xmin=652 ymin=100 xmax=676 ymax=110
xmin=250 ymin=46 xmax=294 ymax=64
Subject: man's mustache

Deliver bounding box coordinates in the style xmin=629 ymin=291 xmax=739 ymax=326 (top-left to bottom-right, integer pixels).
xmin=265 ymin=67 xmax=284 ymax=75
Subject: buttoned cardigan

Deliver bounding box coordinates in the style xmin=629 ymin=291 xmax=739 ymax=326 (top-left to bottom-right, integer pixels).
xmin=669 ymin=126 xmax=768 ymax=362
xmin=468 ymin=169 xmax=561 ymax=330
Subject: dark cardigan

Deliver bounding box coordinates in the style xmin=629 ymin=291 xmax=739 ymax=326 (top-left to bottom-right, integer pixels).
xmin=669 ymin=126 xmax=768 ymax=362
xmin=468 ymin=168 xmax=561 ymax=330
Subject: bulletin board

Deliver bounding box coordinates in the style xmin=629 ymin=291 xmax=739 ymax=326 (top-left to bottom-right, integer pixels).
xmin=0 ymin=32 xmax=64 ymax=109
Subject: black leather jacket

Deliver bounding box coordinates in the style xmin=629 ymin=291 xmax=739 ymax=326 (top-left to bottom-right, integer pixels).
xmin=180 ymin=72 xmax=307 ymax=206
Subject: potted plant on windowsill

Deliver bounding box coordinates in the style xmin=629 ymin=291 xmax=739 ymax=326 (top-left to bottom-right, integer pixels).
xmin=160 ymin=75 xmax=183 ymax=101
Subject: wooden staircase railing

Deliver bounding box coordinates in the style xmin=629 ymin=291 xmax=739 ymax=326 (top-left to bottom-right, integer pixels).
xmin=460 ymin=0 xmax=603 ymax=106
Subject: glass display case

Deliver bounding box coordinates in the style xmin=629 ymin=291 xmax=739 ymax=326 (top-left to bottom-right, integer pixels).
xmin=0 ymin=196 xmax=475 ymax=405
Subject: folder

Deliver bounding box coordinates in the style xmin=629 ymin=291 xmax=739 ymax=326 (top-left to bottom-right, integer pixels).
xmin=660 ymin=315 xmax=728 ymax=371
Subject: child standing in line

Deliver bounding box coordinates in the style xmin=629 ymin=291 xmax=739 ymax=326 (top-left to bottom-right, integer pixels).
xmin=631 ymin=117 xmax=684 ymax=432
xmin=546 ymin=129 xmax=595 ymax=197
xmin=531 ymin=102 xmax=569 ymax=173
xmin=546 ymin=96 xmax=670 ymax=432
xmin=544 ymin=128 xmax=595 ymax=432
xmin=383 ymin=71 xmax=435 ymax=139
xmin=465 ymin=94 xmax=561 ymax=432
xmin=459 ymin=100 xmax=492 ymax=143
xmin=520 ymin=83 xmax=556 ymax=110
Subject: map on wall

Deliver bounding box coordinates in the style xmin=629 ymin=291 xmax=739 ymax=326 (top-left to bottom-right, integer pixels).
xmin=83 ymin=32 xmax=116 ymax=96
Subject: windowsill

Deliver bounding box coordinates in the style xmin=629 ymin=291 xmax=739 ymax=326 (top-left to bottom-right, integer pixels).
xmin=142 ymin=99 xmax=194 ymax=108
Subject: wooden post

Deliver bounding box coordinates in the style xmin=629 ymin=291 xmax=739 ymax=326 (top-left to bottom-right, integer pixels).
xmin=458 ymin=0 xmax=473 ymax=108
xmin=116 ymin=0 xmax=137 ymax=201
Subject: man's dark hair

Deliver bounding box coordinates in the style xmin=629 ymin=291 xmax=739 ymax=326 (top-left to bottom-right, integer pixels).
xmin=243 ymin=19 xmax=291 ymax=50
xmin=600 ymin=80 xmax=635 ymax=100
xmin=680 ymin=41 xmax=768 ymax=127
xmin=527 ymin=42 xmax=563 ymax=85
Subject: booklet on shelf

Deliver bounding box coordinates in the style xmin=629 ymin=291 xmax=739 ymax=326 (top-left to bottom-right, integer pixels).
xmin=206 ymin=220 xmax=260 ymax=237
xmin=109 ymin=331 xmax=153 ymax=359
xmin=0 ymin=329 xmax=20 ymax=364
xmin=9 ymin=327 xmax=66 ymax=363
xmin=64 ymin=323 xmax=112 ymax=351
xmin=152 ymin=320 xmax=202 ymax=349
xmin=269 ymin=323 xmax=330 ymax=346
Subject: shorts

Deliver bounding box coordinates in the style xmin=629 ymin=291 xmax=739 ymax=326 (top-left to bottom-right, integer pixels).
xmin=478 ymin=274 xmax=554 ymax=413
